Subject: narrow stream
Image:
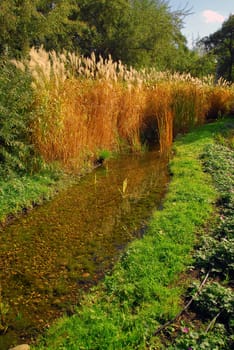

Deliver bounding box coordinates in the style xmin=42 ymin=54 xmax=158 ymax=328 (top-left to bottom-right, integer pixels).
xmin=0 ymin=150 xmax=169 ymax=349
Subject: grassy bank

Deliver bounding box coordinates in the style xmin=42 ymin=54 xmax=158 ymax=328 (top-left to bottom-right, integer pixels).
xmin=32 ymin=119 xmax=231 ymax=350
xmin=0 ymin=169 xmax=64 ymax=225
xmin=169 ymin=119 xmax=234 ymax=349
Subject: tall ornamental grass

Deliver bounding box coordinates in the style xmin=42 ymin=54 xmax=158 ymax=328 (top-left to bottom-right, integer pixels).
xmin=13 ymin=47 xmax=234 ymax=169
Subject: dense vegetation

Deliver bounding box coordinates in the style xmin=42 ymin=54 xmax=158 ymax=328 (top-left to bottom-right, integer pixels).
xmin=200 ymin=14 xmax=234 ymax=82
xmin=0 ymin=0 xmax=190 ymax=71
xmin=0 ymin=46 xmax=233 ymax=224
xmin=0 ymin=60 xmax=65 ymax=224
xmin=30 ymin=118 xmax=233 ymax=350
xmin=0 ymin=1 xmax=233 ymax=79
xmin=0 ymin=1 xmax=233 ymax=348
xmin=168 ymin=122 xmax=234 ymax=349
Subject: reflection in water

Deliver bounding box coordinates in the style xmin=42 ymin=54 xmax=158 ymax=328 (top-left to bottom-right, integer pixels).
xmin=0 ymin=150 xmax=169 ymax=349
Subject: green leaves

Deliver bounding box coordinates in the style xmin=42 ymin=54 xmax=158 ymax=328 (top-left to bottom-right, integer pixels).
xmin=0 ymin=0 xmax=191 ymax=71
xmin=193 ymin=282 xmax=233 ymax=321
xmin=0 ymin=61 xmax=36 ymax=176
xmin=170 ymin=323 xmax=229 ymax=350
xmin=196 ymin=236 xmax=234 ymax=277
xmin=200 ymin=14 xmax=234 ymax=82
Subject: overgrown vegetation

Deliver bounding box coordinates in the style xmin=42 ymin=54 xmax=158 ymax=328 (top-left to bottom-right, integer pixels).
xmin=30 ymin=118 xmax=232 ymax=350
xmin=0 ymin=61 xmax=34 ymax=177
xmin=200 ymin=14 xmax=234 ymax=82
xmin=0 ymin=0 xmax=192 ymax=72
xmin=13 ymin=47 xmax=234 ymax=164
xmin=0 ymin=60 xmax=66 ymax=224
xmin=0 ymin=1 xmax=233 ymax=348
xmin=0 ymin=48 xmax=233 ymax=224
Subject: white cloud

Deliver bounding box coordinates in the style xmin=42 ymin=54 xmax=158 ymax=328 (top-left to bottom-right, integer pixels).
xmin=202 ymin=10 xmax=225 ymax=23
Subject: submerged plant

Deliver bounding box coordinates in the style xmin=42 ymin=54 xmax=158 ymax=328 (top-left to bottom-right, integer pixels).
xmin=119 ymin=178 xmax=128 ymax=198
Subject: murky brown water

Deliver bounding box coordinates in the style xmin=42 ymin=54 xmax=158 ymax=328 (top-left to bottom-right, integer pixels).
xmin=0 ymin=150 xmax=169 ymax=349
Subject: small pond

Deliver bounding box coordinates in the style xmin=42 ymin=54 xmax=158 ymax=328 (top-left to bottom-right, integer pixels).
xmin=0 ymin=150 xmax=169 ymax=349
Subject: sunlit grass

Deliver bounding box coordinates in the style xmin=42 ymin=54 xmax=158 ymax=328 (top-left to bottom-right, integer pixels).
xmin=0 ymin=169 xmax=71 ymax=225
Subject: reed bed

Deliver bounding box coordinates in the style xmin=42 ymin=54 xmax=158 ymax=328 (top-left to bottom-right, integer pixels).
xmin=13 ymin=47 xmax=234 ymax=169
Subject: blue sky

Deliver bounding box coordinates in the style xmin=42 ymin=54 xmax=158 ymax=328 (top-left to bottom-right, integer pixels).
xmin=168 ymin=0 xmax=234 ymax=47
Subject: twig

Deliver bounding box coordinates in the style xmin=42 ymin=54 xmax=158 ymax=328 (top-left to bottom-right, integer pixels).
xmin=206 ymin=311 xmax=222 ymax=333
xmin=154 ymin=270 xmax=210 ymax=335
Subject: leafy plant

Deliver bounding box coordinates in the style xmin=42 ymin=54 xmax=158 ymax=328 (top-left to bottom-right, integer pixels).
xmin=97 ymin=149 xmax=112 ymax=162
xmin=195 ymin=236 xmax=234 ymax=278
xmin=192 ymin=282 xmax=234 ymax=326
xmin=170 ymin=323 xmax=230 ymax=350
xmin=0 ymin=60 xmax=38 ymax=176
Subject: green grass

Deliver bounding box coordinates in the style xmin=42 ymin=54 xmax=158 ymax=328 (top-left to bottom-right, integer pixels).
xmin=168 ymin=118 xmax=234 ymax=350
xmin=32 ymin=119 xmax=230 ymax=350
xmin=0 ymin=169 xmax=69 ymax=225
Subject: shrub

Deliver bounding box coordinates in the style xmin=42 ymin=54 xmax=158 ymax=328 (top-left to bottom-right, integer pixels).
xmin=0 ymin=60 xmax=38 ymax=176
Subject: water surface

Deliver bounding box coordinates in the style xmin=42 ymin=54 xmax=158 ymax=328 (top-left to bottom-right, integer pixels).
xmin=0 ymin=150 xmax=169 ymax=349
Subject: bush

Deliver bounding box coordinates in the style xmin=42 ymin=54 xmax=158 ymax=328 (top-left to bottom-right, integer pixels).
xmin=0 ymin=60 xmax=38 ymax=177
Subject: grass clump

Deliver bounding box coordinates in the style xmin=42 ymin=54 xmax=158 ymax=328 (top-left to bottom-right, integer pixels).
xmin=0 ymin=169 xmax=65 ymax=225
xmin=32 ymin=118 xmax=229 ymax=350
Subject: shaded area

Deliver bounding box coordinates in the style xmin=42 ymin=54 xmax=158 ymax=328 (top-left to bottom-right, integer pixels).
xmin=0 ymin=150 xmax=169 ymax=349
xmin=140 ymin=116 xmax=159 ymax=149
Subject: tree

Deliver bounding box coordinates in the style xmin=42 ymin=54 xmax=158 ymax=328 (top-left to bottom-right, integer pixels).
xmin=77 ymin=0 xmax=131 ymax=58
xmin=0 ymin=0 xmax=190 ymax=72
xmin=200 ymin=14 xmax=234 ymax=82
xmin=0 ymin=0 xmax=84 ymax=58
xmin=77 ymin=0 xmax=189 ymax=70
xmin=35 ymin=0 xmax=85 ymax=52
xmin=0 ymin=0 xmax=42 ymax=58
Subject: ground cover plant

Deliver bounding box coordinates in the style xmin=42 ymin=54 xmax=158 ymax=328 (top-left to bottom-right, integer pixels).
xmin=166 ymin=119 xmax=234 ymax=349
xmin=30 ymin=117 xmax=232 ymax=350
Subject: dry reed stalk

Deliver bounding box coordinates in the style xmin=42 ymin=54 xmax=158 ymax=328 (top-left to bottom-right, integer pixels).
xmin=83 ymin=80 xmax=120 ymax=151
xmin=11 ymin=47 xmax=234 ymax=169
xmin=171 ymin=82 xmax=209 ymax=136
xmin=206 ymin=85 xmax=234 ymax=119
xmin=144 ymin=84 xmax=173 ymax=153
xmin=117 ymin=84 xmax=146 ymax=151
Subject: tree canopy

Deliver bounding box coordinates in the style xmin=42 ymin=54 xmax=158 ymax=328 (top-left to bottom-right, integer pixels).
xmin=200 ymin=14 xmax=234 ymax=82
xmin=0 ymin=0 xmax=192 ymax=71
